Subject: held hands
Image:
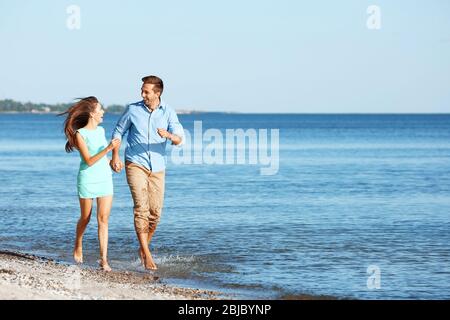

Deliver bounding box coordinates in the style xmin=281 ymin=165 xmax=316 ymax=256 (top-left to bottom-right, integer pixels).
xmin=109 ymin=158 xmax=124 ymax=173
xmin=107 ymin=138 xmax=123 ymax=173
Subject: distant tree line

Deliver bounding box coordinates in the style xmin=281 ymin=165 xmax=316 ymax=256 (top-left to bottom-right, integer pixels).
xmin=0 ymin=99 xmax=126 ymax=113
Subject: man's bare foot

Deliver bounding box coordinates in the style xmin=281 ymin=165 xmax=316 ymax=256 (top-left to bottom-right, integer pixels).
xmin=73 ymin=247 xmax=83 ymax=264
xmin=144 ymin=252 xmax=157 ymax=270
xmin=98 ymin=260 xmax=112 ymax=272
xmin=138 ymin=249 xmax=145 ymax=267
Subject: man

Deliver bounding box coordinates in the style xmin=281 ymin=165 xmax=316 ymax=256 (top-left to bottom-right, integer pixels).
xmin=110 ymin=75 xmax=184 ymax=270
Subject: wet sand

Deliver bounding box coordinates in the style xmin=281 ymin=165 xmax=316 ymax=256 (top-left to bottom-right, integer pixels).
xmin=0 ymin=250 xmax=223 ymax=300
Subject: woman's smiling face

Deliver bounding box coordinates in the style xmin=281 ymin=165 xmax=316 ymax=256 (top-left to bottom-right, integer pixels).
xmin=91 ymin=103 xmax=105 ymax=124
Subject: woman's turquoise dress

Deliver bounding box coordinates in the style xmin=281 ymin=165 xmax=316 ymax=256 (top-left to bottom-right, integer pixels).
xmin=76 ymin=127 xmax=113 ymax=198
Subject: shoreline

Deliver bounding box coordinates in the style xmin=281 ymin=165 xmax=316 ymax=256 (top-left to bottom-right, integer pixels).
xmin=0 ymin=250 xmax=338 ymax=300
xmin=0 ymin=250 xmax=225 ymax=300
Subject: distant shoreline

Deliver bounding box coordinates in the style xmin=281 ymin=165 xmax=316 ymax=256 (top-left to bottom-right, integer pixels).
xmin=2 ymin=100 xmax=450 ymax=115
xmin=0 ymin=110 xmax=237 ymax=115
xmin=1 ymin=111 xmax=449 ymax=115
xmin=1 ymin=99 xmax=449 ymax=115
xmin=0 ymin=99 xmax=238 ymax=115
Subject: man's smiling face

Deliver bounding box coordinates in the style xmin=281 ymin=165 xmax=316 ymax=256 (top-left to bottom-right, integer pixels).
xmin=141 ymin=83 xmax=160 ymax=106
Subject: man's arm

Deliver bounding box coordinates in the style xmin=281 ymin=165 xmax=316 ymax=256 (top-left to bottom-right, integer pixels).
xmin=163 ymin=108 xmax=184 ymax=146
xmin=157 ymin=128 xmax=182 ymax=145
xmin=110 ymin=140 xmax=123 ymax=171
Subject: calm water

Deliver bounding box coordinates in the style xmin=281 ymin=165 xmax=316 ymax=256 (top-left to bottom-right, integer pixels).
xmin=0 ymin=113 xmax=450 ymax=299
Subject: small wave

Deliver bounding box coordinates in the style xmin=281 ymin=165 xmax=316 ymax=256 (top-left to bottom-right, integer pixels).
xmin=154 ymin=254 xmax=197 ymax=264
xmin=109 ymin=254 xmax=203 ymax=275
xmin=277 ymin=293 xmax=338 ymax=300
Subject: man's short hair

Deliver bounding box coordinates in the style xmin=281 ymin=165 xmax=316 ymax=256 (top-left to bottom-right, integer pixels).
xmin=142 ymin=75 xmax=164 ymax=96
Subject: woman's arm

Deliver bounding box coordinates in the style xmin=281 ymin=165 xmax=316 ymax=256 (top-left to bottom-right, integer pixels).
xmin=110 ymin=105 xmax=131 ymax=172
xmin=76 ymin=132 xmax=120 ymax=167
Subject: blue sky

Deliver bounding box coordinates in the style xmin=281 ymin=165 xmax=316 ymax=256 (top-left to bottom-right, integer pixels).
xmin=0 ymin=0 xmax=449 ymax=113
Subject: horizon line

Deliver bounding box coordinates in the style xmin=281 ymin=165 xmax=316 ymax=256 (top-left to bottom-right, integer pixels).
xmin=0 ymin=98 xmax=449 ymax=115
xmin=1 ymin=111 xmax=450 ymax=115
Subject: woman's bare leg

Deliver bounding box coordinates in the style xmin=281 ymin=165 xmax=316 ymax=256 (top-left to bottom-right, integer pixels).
xmin=97 ymin=195 xmax=113 ymax=271
xmin=74 ymin=198 xmax=93 ymax=263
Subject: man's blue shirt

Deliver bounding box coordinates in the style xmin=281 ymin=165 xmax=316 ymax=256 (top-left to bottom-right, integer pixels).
xmin=112 ymin=100 xmax=184 ymax=172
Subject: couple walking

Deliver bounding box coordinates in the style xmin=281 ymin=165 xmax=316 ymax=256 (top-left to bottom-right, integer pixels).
xmin=60 ymin=75 xmax=184 ymax=271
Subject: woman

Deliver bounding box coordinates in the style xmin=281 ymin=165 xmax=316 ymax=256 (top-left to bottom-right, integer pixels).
xmin=60 ymin=96 xmax=120 ymax=271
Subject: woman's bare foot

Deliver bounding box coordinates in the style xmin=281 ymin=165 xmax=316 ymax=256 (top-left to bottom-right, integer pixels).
xmin=73 ymin=246 xmax=83 ymax=264
xmin=98 ymin=259 xmax=112 ymax=272
xmin=144 ymin=252 xmax=157 ymax=270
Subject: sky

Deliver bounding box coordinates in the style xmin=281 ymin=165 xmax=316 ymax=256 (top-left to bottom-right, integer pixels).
xmin=0 ymin=0 xmax=449 ymax=113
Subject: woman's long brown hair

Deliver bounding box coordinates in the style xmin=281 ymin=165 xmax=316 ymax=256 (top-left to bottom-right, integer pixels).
xmin=59 ymin=96 xmax=99 ymax=152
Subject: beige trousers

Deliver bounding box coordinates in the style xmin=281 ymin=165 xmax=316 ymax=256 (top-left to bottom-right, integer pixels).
xmin=125 ymin=161 xmax=165 ymax=234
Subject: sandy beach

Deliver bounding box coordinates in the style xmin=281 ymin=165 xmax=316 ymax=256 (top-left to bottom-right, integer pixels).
xmin=0 ymin=251 xmax=223 ymax=300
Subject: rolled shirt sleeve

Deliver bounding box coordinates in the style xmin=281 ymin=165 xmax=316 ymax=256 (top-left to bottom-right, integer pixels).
xmin=167 ymin=109 xmax=185 ymax=146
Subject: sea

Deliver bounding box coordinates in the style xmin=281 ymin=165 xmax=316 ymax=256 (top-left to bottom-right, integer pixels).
xmin=0 ymin=112 xmax=449 ymax=299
